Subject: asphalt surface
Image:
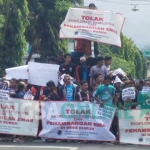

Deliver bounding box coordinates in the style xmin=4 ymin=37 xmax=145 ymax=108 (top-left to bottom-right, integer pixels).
xmin=0 ymin=141 xmax=149 ymax=150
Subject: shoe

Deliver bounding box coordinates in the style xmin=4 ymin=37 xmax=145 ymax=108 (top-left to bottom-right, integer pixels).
xmin=13 ymin=137 xmax=24 ymax=143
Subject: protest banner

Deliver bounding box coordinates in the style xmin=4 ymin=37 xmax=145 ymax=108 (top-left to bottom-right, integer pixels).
xmin=119 ymin=109 xmax=150 ymax=145
xmin=138 ymin=91 xmax=150 ymax=109
xmin=0 ymin=90 xmax=9 ymax=102
xmin=39 ymin=101 xmax=116 ymax=141
xmin=28 ymin=62 xmax=59 ymax=86
xmin=59 ymin=8 xmax=125 ymax=47
xmin=6 ymin=65 xmax=28 ymax=80
xmin=0 ymin=98 xmax=39 ymax=136
xmin=142 ymin=86 xmax=150 ymax=93
xmin=122 ymin=87 xmax=135 ymax=101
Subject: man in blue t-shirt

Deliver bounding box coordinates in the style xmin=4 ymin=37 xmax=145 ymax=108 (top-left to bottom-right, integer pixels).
xmin=59 ymin=74 xmax=79 ymax=101
xmin=94 ymin=75 xmax=115 ymax=106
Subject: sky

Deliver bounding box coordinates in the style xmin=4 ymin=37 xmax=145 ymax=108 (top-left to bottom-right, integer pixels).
xmin=84 ymin=0 xmax=150 ymax=49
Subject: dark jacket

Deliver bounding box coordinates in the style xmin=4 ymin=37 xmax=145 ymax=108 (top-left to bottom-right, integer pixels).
xmin=59 ymin=83 xmax=79 ymax=101
xmin=75 ymin=91 xmax=93 ymax=102
xmin=75 ymin=65 xmax=90 ymax=83
xmin=43 ymin=87 xmax=60 ymax=101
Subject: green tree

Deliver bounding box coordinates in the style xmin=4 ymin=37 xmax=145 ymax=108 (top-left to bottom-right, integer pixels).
xmin=98 ymin=34 xmax=147 ymax=79
xmin=26 ymin=0 xmax=83 ymax=63
xmin=0 ymin=0 xmax=29 ymax=76
xmin=111 ymin=56 xmax=135 ymax=78
xmin=0 ymin=0 xmax=5 ymax=45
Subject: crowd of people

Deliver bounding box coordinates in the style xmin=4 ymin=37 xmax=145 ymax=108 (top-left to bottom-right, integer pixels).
xmin=0 ymin=50 xmax=149 ymax=144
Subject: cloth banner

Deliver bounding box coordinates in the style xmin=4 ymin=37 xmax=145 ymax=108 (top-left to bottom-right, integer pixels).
xmin=6 ymin=65 xmax=28 ymax=80
xmin=0 ymin=90 xmax=10 ymax=102
xmin=39 ymin=101 xmax=116 ymax=141
xmin=119 ymin=109 xmax=150 ymax=145
xmin=0 ymin=98 xmax=39 ymax=136
xmin=60 ymin=8 xmax=125 ymax=47
xmin=28 ymin=62 xmax=59 ymax=86
xmin=122 ymin=87 xmax=135 ymax=101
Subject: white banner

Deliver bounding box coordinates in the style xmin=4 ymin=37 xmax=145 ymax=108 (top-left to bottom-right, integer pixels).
xmin=0 ymin=90 xmax=10 ymax=102
xmin=60 ymin=8 xmax=125 ymax=47
xmin=0 ymin=98 xmax=39 ymax=136
xmin=142 ymin=86 xmax=150 ymax=93
xmin=39 ymin=102 xmax=116 ymax=141
xmin=6 ymin=65 xmax=28 ymax=80
xmin=119 ymin=109 xmax=150 ymax=145
xmin=122 ymin=87 xmax=135 ymax=101
xmin=28 ymin=62 xmax=59 ymax=86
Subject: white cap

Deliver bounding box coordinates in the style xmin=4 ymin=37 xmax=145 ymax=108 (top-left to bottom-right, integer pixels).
xmin=114 ymin=76 xmax=123 ymax=84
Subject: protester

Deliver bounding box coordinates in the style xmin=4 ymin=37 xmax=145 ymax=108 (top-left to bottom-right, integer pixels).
xmin=17 ymin=82 xmax=26 ymax=98
xmin=94 ymin=75 xmax=115 ymax=106
xmin=111 ymin=76 xmax=123 ymax=144
xmin=114 ymin=76 xmax=123 ymax=102
xmin=136 ymin=80 xmax=144 ymax=91
xmin=75 ymin=57 xmax=90 ymax=83
xmin=9 ymin=78 xmax=18 ymax=98
xmin=93 ymin=73 xmax=103 ymax=86
xmin=72 ymin=39 xmax=91 ymax=57
xmin=89 ymin=57 xmax=108 ymax=86
xmin=59 ymin=74 xmax=79 ymax=101
xmin=75 ymin=80 xmax=93 ymax=102
xmin=92 ymin=74 xmax=103 ymax=103
xmin=59 ymin=53 xmax=76 ymax=78
xmin=49 ymin=56 xmax=57 ymax=64
xmin=144 ymin=80 xmax=150 ymax=87
xmin=71 ymin=3 xmax=98 ymax=58
xmin=104 ymin=56 xmax=112 ymax=72
xmin=57 ymin=50 xmax=65 ymax=65
xmin=2 ymin=80 xmax=10 ymax=90
xmin=118 ymin=80 xmax=137 ymax=110
xmin=42 ymin=80 xmax=59 ymax=101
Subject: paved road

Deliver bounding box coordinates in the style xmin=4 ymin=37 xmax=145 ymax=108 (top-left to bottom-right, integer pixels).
xmin=0 ymin=142 xmax=149 ymax=150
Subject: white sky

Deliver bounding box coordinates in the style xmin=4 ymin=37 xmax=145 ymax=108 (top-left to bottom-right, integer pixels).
xmin=84 ymin=0 xmax=150 ymax=49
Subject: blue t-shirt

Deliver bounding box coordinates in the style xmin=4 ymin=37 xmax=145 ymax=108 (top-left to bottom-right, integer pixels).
xmin=82 ymin=68 xmax=87 ymax=81
xmin=66 ymin=84 xmax=74 ymax=101
xmin=18 ymin=91 xmax=25 ymax=99
xmin=95 ymin=84 xmax=115 ymax=106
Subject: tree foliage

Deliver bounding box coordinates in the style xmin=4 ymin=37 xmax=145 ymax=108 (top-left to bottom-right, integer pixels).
xmin=99 ymin=34 xmax=147 ymax=79
xmin=26 ymin=0 xmax=83 ymax=62
xmin=0 ymin=0 xmax=29 ymax=76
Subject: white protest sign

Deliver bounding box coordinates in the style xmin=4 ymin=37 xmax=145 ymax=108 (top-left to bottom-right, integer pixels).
xmin=0 ymin=98 xmax=39 ymax=136
xmin=122 ymin=87 xmax=135 ymax=101
xmin=39 ymin=102 xmax=116 ymax=141
xmin=142 ymin=86 xmax=150 ymax=93
xmin=24 ymin=90 xmax=34 ymax=100
xmin=6 ymin=65 xmax=28 ymax=80
xmin=119 ymin=109 xmax=150 ymax=145
xmin=28 ymin=62 xmax=59 ymax=86
xmin=60 ymin=8 xmax=125 ymax=47
xmin=113 ymin=68 xmax=126 ymax=76
xmin=0 ymin=90 xmax=10 ymax=102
